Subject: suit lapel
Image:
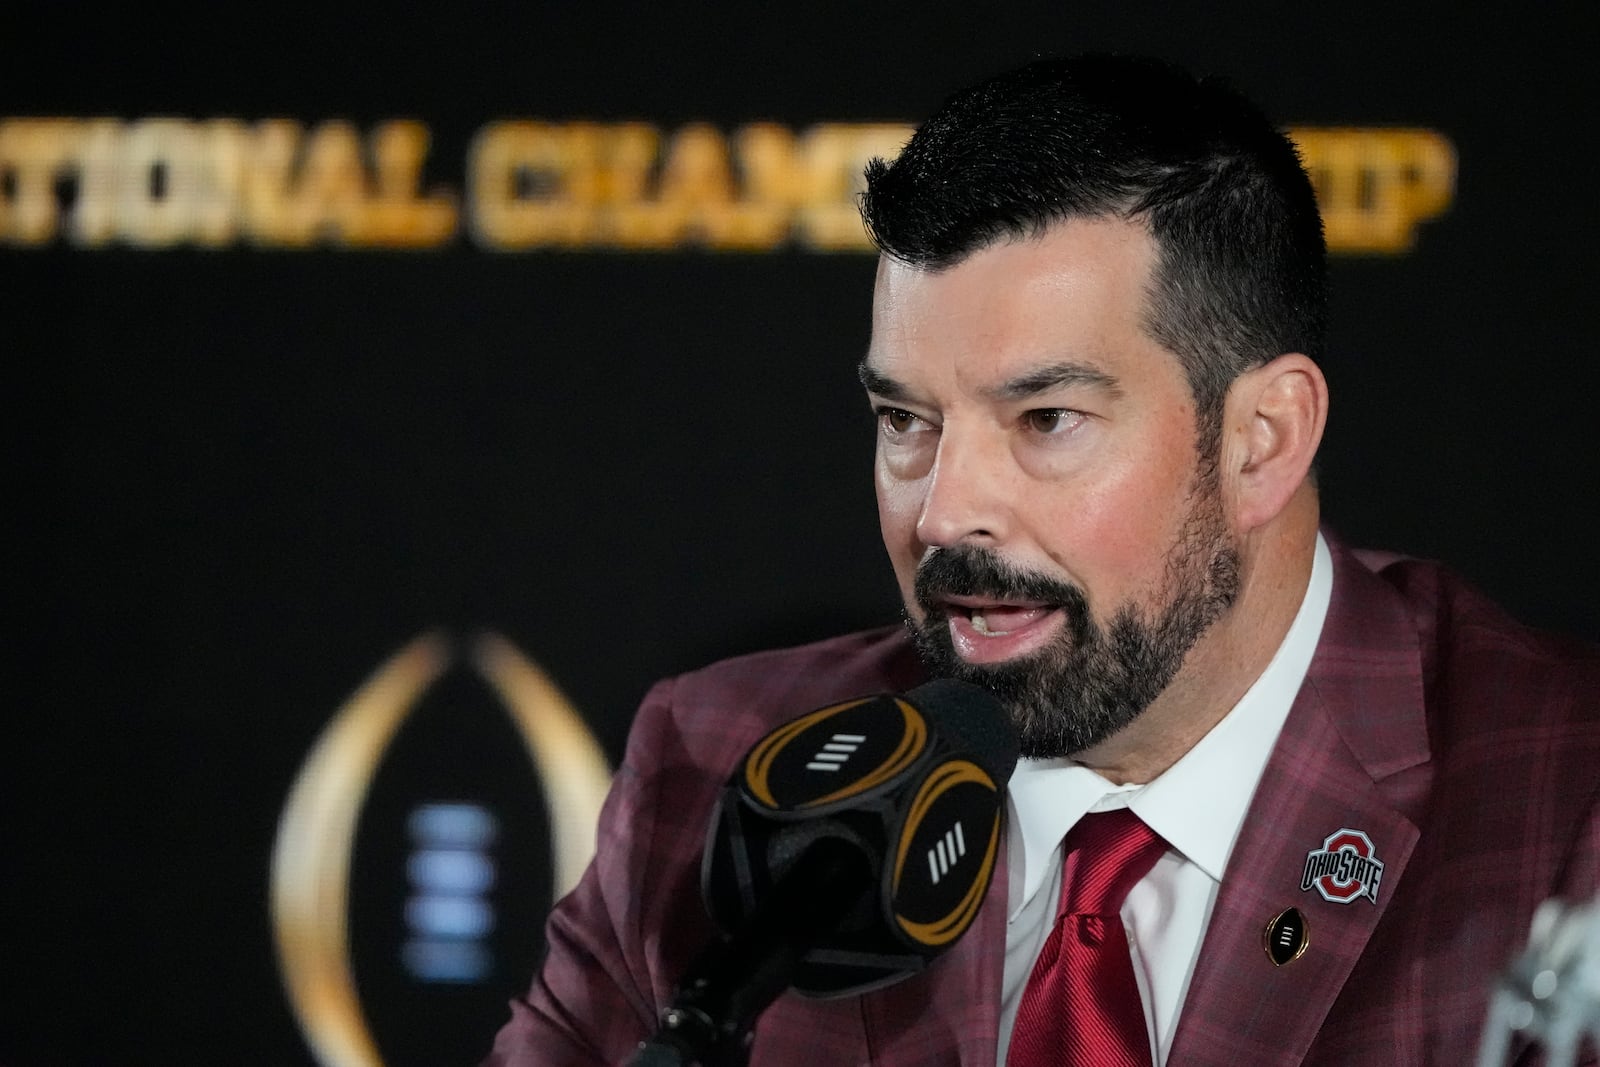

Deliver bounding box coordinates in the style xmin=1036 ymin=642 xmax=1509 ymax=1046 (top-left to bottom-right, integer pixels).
xmin=1168 ymin=536 xmax=1432 ymax=1065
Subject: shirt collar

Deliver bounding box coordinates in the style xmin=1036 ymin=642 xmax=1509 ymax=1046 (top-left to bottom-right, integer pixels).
xmin=1005 ymin=533 xmax=1334 ymax=918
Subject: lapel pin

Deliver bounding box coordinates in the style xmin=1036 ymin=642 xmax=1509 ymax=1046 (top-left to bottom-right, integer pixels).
xmin=1263 ymin=907 xmax=1309 ymax=966
xmin=1300 ymin=827 xmax=1385 ymax=905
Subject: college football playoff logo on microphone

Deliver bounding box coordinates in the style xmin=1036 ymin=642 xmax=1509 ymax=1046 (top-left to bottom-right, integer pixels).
xmin=740 ymin=694 xmax=930 ymax=813
xmin=892 ymin=759 xmax=1000 ymax=948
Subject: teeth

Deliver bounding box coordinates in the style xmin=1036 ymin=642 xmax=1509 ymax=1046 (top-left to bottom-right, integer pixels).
xmin=970 ymin=612 xmax=994 ymax=635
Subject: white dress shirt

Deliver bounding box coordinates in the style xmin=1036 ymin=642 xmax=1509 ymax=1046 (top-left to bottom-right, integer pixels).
xmin=996 ymin=534 xmax=1333 ymax=1065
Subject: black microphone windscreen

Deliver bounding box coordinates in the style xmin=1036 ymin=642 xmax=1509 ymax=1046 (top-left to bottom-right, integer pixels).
xmin=902 ymin=678 xmax=1019 ymax=787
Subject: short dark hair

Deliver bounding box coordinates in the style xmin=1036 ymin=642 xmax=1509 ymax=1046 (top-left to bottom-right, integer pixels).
xmin=860 ymin=54 xmax=1326 ymax=456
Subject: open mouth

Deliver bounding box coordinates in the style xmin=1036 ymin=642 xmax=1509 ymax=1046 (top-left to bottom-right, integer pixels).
xmin=939 ymin=598 xmax=1065 ymax=664
xmin=964 ymin=604 xmax=1055 ymax=636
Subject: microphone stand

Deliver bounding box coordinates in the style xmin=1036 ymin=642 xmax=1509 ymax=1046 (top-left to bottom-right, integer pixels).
xmin=624 ymin=837 xmax=872 ymax=1067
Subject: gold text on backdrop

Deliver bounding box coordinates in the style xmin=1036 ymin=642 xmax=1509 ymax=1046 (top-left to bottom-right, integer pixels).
xmin=0 ymin=118 xmax=456 ymax=247
xmin=1 ymin=118 xmax=1455 ymax=253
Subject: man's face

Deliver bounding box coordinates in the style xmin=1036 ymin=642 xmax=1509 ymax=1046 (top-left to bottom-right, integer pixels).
xmin=862 ymin=217 xmax=1240 ymax=759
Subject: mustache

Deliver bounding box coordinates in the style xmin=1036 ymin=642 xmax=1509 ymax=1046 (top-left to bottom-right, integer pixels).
xmin=913 ymin=545 xmax=1084 ymax=613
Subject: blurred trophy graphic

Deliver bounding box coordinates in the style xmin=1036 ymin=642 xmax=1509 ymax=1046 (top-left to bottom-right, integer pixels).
xmin=1477 ymin=892 xmax=1600 ymax=1067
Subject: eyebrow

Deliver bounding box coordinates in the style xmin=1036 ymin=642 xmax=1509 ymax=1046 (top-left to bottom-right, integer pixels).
xmin=857 ymin=359 xmax=1122 ymax=402
xmin=988 ymin=362 xmax=1123 ymax=401
xmin=857 ymin=360 xmax=910 ymax=401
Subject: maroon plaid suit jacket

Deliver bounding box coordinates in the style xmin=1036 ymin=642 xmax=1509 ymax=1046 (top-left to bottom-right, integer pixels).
xmin=484 ymin=534 xmax=1600 ymax=1065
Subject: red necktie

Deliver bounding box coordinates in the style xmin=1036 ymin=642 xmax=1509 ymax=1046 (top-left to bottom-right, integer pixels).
xmin=1008 ymin=809 xmax=1169 ymax=1067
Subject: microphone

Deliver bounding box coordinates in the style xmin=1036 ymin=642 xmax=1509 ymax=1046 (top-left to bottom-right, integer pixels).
xmin=629 ymin=678 xmax=1018 ymax=1065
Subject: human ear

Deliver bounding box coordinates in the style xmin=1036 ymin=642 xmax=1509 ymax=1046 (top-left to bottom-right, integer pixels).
xmin=1222 ymin=353 xmax=1328 ymax=532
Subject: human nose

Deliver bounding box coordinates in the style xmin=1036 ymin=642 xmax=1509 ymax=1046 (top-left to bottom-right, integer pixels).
xmin=915 ymin=429 xmax=1009 ymax=549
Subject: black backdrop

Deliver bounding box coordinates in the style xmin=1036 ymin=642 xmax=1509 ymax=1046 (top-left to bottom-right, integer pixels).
xmin=6 ymin=3 xmax=1599 ymax=1065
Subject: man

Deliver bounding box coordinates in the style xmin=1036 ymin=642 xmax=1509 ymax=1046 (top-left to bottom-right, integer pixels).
xmin=485 ymin=55 xmax=1599 ymax=1066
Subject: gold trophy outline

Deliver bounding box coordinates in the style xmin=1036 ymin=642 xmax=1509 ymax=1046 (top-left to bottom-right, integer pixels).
xmin=269 ymin=631 xmax=612 ymax=1067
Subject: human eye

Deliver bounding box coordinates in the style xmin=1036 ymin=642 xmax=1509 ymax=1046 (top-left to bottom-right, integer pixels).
xmin=1024 ymin=408 xmax=1085 ymax=435
xmin=873 ymin=404 xmax=937 ymax=478
xmin=875 ymin=406 xmax=927 ymax=437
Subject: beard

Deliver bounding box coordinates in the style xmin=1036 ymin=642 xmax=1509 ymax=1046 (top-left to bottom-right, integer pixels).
xmin=906 ymin=481 xmax=1241 ymax=760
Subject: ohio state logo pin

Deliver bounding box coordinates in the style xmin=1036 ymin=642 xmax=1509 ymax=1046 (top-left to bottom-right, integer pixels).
xmin=1300 ymin=828 xmax=1385 ymax=905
